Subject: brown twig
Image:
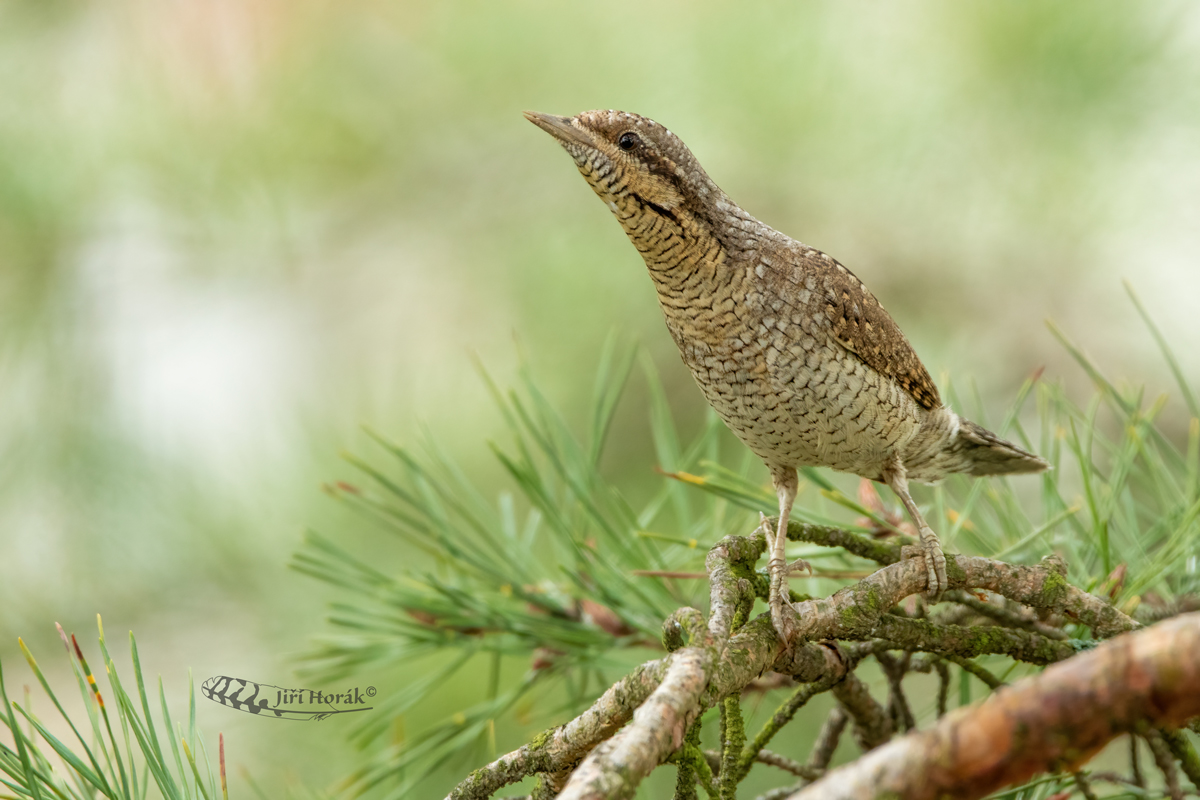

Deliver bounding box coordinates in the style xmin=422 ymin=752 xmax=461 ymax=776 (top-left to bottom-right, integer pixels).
xmin=806 ymin=707 xmax=848 ymax=774
xmin=934 ymin=659 xmax=951 ymax=717
xmin=943 ymin=654 xmax=1005 ymax=690
xmin=833 ymin=672 xmax=893 ymax=752
xmin=1145 ymin=729 xmax=1185 ymax=800
xmin=633 ymin=569 xmax=873 ymax=580
xmin=875 ymin=651 xmax=915 ymax=733
xmin=1070 ymin=770 xmax=1099 ymax=800
xmin=738 ymin=674 xmax=845 ymax=780
xmin=1130 ymin=734 xmax=1145 ymax=788
xmin=705 ymin=749 xmax=822 ymax=782
xmin=942 ymin=590 xmax=1069 ymax=640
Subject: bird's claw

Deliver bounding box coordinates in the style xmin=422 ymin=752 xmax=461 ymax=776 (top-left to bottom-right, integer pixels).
xmin=902 ymin=531 xmax=947 ymax=602
xmin=770 ymin=595 xmax=799 ymax=654
xmin=786 ymin=558 xmax=812 ymax=576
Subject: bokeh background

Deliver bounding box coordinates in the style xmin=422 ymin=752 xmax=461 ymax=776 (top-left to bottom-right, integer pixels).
xmin=3 ymin=0 xmax=1199 ymax=795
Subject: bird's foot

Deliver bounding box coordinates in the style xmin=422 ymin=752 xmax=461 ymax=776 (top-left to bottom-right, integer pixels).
xmin=766 ymin=554 xmax=799 ymax=653
xmin=786 ymin=558 xmax=812 ymax=576
xmin=902 ymin=528 xmax=947 ymax=601
xmin=769 ymin=587 xmax=799 ymax=653
xmin=754 ymin=512 xmax=773 ymax=540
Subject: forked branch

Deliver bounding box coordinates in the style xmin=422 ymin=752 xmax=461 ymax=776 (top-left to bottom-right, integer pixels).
xmin=446 ymin=522 xmax=1188 ymax=800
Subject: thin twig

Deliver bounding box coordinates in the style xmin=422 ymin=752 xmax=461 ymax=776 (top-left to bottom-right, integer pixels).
xmin=942 ymin=590 xmax=1069 ymax=640
xmin=1145 ymin=729 xmax=1185 ymax=800
xmin=1159 ymin=727 xmax=1200 ymax=791
xmin=833 ymin=672 xmax=893 ymax=752
xmin=935 ymin=660 xmax=951 ymax=717
xmin=805 ymin=708 xmax=848 ymax=774
xmin=875 ymin=651 xmax=915 ymax=733
xmin=943 ymin=654 xmax=1005 ymax=689
xmin=707 ymin=749 xmax=822 ymax=782
xmin=756 ymin=750 xmax=822 ymax=781
xmin=719 ymin=695 xmax=746 ymax=799
xmin=1130 ymin=734 xmax=1145 ymax=788
xmin=738 ymin=675 xmax=843 ymax=780
xmin=1070 ymin=770 xmax=1099 ymax=800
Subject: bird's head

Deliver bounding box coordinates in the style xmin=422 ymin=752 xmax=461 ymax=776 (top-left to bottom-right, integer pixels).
xmin=524 ymin=109 xmax=724 ymax=233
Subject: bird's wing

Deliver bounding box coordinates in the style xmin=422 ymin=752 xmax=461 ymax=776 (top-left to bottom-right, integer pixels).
xmin=781 ymin=248 xmax=942 ymax=411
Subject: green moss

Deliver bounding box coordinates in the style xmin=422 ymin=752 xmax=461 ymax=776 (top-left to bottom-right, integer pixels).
xmin=1038 ymin=569 xmax=1071 ymax=608
xmin=944 ymin=557 xmax=967 ymax=585
xmin=529 ymin=727 xmax=556 ymax=751
xmin=838 ymin=584 xmax=886 ymax=636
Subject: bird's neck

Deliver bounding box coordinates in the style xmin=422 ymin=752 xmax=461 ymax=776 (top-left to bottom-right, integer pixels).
xmin=614 ymin=196 xmax=737 ymax=291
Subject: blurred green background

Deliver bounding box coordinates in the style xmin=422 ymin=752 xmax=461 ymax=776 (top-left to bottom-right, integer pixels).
xmin=2 ymin=0 xmax=1199 ymax=794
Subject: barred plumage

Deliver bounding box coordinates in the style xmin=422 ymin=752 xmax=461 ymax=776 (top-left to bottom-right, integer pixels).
xmin=526 ymin=109 xmax=1049 ymax=645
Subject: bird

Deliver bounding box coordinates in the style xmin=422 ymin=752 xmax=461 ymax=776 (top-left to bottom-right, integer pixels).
xmin=524 ymin=109 xmax=1049 ymax=646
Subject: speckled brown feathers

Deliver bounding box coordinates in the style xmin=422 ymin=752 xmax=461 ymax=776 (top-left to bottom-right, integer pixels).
xmin=813 ymin=254 xmax=942 ymax=411
xmin=527 ymin=108 xmax=1049 ymax=640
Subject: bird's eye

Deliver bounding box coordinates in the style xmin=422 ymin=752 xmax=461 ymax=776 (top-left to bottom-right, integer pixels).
xmin=617 ymin=132 xmax=640 ymax=151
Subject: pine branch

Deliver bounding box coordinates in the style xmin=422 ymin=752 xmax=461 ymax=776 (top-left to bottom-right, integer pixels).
xmin=446 ymin=533 xmax=1143 ymax=800
xmin=316 ymin=323 xmax=1199 ymax=799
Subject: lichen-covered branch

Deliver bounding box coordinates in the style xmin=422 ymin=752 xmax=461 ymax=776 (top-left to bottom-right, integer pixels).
xmin=948 ymin=556 xmax=1138 ymax=639
xmin=782 ymin=519 xmax=903 ymax=565
xmin=557 ymin=648 xmax=712 ymax=800
xmin=871 ymin=615 xmax=1078 ymax=665
xmin=449 ymin=527 xmax=1141 ymax=800
xmin=552 ymin=616 xmax=850 ymax=798
xmin=706 ymin=535 xmax=761 ymax=642
xmin=1160 ymin=727 xmax=1200 ymax=791
xmin=718 ymin=695 xmax=746 ymax=799
xmin=787 ymin=613 xmax=1200 ymax=800
xmin=942 ymin=590 xmax=1068 ymax=640
xmin=789 ymin=554 xmax=1136 ymax=644
xmin=446 ymin=659 xmax=667 ymax=799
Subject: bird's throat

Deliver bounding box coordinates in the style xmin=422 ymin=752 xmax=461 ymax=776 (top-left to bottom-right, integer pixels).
xmin=617 ymin=197 xmax=728 ymax=294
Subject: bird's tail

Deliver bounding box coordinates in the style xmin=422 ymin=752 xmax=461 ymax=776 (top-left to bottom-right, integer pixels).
xmin=953 ymin=418 xmax=1050 ymax=477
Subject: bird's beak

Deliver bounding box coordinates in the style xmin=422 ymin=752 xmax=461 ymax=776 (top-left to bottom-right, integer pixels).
xmin=523 ymin=111 xmax=595 ymax=148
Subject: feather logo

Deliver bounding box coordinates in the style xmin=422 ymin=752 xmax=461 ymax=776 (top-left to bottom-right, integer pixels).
xmin=202 ymin=676 xmax=375 ymax=720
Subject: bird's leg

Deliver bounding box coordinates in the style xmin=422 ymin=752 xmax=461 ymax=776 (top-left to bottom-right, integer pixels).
xmin=883 ymin=462 xmax=947 ymax=600
xmin=768 ymin=465 xmax=800 ymax=647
